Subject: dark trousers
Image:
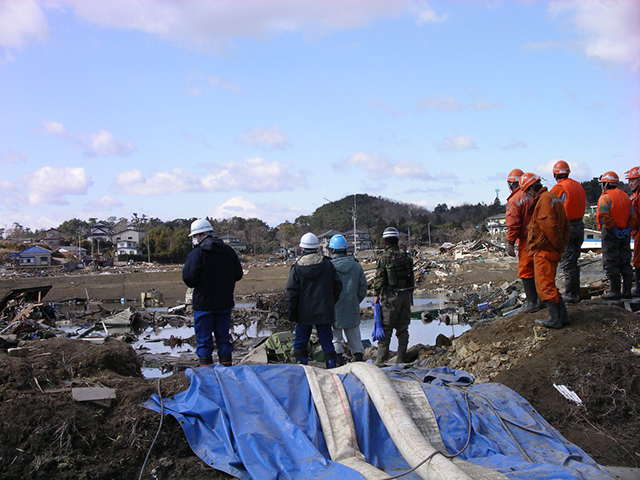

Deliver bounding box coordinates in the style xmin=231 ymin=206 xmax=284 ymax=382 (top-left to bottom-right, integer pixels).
xmin=193 ymin=309 xmax=233 ymax=359
xmin=602 ymin=229 xmax=632 ymax=277
xmin=293 ymin=324 xmax=335 ymax=354
xmin=559 ymin=221 xmax=584 ymax=294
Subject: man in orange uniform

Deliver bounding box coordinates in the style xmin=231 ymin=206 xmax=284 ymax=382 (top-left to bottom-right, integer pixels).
xmin=520 ymin=173 xmax=570 ymax=329
xmin=549 ymin=160 xmax=586 ymax=304
xmin=597 ymin=171 xmax=637 ymax=299
xmin=626 ymin=167 xmax=640 ymax=296
xmin=505 ymin=168 xmax=540 ymax=312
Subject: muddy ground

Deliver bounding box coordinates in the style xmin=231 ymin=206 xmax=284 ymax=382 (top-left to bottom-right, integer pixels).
xmin=0 ymin=257 xmax=638 ymax=479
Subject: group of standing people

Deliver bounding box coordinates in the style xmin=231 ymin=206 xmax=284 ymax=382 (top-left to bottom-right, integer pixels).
xmin=506 ymin=161 xmax=639 ymax=330
xmin=182 ymin=217 xmax=415 ymax=369
xmin=285 ymin=227 xmax=414 ymax=368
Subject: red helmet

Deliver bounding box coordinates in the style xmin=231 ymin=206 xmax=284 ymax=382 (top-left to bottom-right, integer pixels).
xmin=625 ymin=167 xmax=640 ymax=179
xmin=553 ymin=160 xmax=570 ymax=175
xmin=519 ymin=172 xmax=540 ymax=191
xmin=600 ymin=171 xmax=619 ymax=183
xmin=507 ymin=168 xmax=523 ymax=183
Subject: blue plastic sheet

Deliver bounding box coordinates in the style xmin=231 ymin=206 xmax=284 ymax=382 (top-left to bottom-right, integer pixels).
xmin=144 ymin=365 xmax=612 ymax=480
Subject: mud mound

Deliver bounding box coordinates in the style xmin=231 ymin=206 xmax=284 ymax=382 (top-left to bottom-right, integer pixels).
xmin=416 ymin=302 xmax=640 ymax=467
xmin=0 ymin=338 xmax=231 ymax=480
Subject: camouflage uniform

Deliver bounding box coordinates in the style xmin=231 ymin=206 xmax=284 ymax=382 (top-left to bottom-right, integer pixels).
xmin=373 ymin=245 xmax=415 ymax=365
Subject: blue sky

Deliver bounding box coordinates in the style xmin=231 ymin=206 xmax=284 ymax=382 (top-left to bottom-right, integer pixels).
xmin=1 ymin=0 xmax=639 ymax=232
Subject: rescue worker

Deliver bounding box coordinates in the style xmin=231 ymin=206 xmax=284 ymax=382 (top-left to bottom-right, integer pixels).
xmin=505 ymin=168 xmax=540 ymax=312
xmin=182 ymin=219 xmax=244 ymax=366
xmin=373 ymin=227 xmax=415 ymax=365
xmin=596 ymin=171 xmax=637 ymax=299
xmin=520 ymin=173 xmax=570 ymax=329
xmin=328 ymin=234 xmax=367 ymax=364
xmin=286 ymin=232 xmax=342 ymax=369
xmin=549 ymin=160 xmax=586 ymax=303
xmin=626 ymin=167 xmax=640 ymax=297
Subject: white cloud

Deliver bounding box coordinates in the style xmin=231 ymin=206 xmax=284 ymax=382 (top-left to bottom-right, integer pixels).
xmin=0 ymin=180 xmax=23 ymax=208
xmin=23 ymin=166 xmax=92 ymax=205
xmin=417 ymin=95 xmax=463 ymax=111
xmin=202 ymin=157 xmax=306 ymax=192
xmin=547 ymin=0 xmax=640 ymax=69
xmin=500 ymin=139 xmax=527 ymax=151
xmin=39 ymin=120 xmax=135 ymax=157
xmin=0 ymin=0 xmax=48 ymax=49
xmin=42 ymin=0 xmax=408 ymax=52
xmin=86 ymin=195 xmax=123 ymax=211
xmin=435 ymin=135 xmax=477 ymax=152
xmin=207 ymin=196 xmax=305 ymax=226
xmin=236 ymin=127 xmax=290 ymax=150
xmin=0 ymin=150 xmax=27 ymax=163
xmin=115 ymin=158 xmax=307 ymax=195
xmin=115 ymin=168 xmax=202 ymax=195
xmin=414 ymin=2 xmax=448 ymax=25
xmin=472 ymin=100 xmax=501 ymax=110
xmin=337 ymin=152 xmax=435 ymax=181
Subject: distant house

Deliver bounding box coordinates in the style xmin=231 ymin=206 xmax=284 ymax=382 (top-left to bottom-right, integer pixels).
xmin=40 ymin=228 xmax=63 ymax=249
xmin=88 ymin=223 xmax=112 ymax=243
xmin=317 ymin=229 xmax=342 ymax=251
xmin=10 ymin=245 xmax=53 ymax=266
xmin=112 ymin=227 xmax=145 ymax=256
xmin=343 ymin=229 xmax=372 ymax=251
xmin=219 ymin=234 xmax=247 ymax=253
xmin=485 ymin=214 xmax=506 ymax=237
xmin=58 ymin=245 xmax=89 ymax=260
xmin=274 ymin=246 xmax=287 ymax=258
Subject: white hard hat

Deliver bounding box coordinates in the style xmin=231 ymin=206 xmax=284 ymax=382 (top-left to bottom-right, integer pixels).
xmin=189 ymin=219 xmax=214 ymax=237
xmin=299 ymin=232 xmax=319 ymax=249
xmin=382 ymin=227 xmax=399 ymax=238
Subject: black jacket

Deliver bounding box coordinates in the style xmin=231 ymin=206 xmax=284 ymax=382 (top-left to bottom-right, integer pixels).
xmin=285 ymin=252 xmax=342 ymax=325
xmin=182 ymin=236 xmax=243 ymax=311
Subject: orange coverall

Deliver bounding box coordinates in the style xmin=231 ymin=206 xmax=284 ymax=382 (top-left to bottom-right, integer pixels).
xmin=632 ymin=190 xmax=640 ymax=268
xmin=505 ymin=187 xmax=534 ymax=279
xmin=526 ymin=187 xmax=570 ymax=303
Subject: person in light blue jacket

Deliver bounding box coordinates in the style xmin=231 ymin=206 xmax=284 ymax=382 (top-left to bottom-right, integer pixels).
xmin=329 ymin=234 xmax=368 ymax=364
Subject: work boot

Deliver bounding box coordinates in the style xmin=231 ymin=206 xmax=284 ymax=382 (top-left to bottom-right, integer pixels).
xmin=353 ymin=352 xmax=364 ymax=362
xmin=602 ymin=275 xmax=621 ymax=300
xmin=559 ymin=297 xmax=570 ymax=326
xmin=335 ymin=353 xmax=345 ymax=367
xmin=633 ymin=268 xmax=640 ymax=297
xmin=563 ymin=273 xmax=580 ymax=304
xmin=622 ymin=273 xmax=633 ymax=299
xmin=396 ymin=337 xmax=408 ymax=364
xmin=219 ymin=354 xmax=232 ymax=367
xmin=521 ymin=278 xmax=543 ymax=312
xmin=375 ymin=342 xmax=390 ymax=366
xmin=293 ymin=349 xmax=308 ymax=365
xmin=535 ymin=301 xmax=563 ymax=329
xmin=324 ymin=351 xmax=337 ymax=369
xmin=198 ymin=356 xmax=213 ymax=366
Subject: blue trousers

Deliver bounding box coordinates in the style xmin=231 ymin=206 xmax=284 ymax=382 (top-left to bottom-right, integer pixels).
xmin=293 ymin=324 xmax=335 ymax=354
xmin=193 ymin=309 xmax=233 ymax=359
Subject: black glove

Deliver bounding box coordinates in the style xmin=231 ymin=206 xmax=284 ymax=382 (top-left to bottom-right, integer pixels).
xmin=288 ymin=309 xmax=298 ymax=324
xmin=507 ymin=242 xmax=516 ymax=257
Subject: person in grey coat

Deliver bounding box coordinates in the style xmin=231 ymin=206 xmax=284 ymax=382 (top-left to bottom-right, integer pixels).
xmin=328 ymin=234 xmax=367 ymax=364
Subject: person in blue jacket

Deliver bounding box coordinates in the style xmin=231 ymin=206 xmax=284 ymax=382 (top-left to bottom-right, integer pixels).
xmin=328 ymin=234 xmax=367 ymax=364
xmin=182 ymin=219 xmax=243 ymax=367
xmin=286 ymin=232 xmax=342 ymax=369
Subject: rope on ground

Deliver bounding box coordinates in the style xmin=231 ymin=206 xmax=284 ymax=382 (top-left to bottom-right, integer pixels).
xmin=138 ymin=377 xmax=164 ymax=480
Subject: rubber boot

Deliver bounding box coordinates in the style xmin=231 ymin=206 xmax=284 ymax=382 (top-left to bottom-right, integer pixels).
xmin=324 ymin=351 xmax=337 ymax=369
xmin=563 ymin=275 xmax=580 ymax=304
xmin=559 ymin=297 xmax=570 ymax=326
xmin=293 ymin=349 xmax=308 ymax=365
xmin=396 ymin=331 xmax=408 ymax=364
xmin=633 ymin=268 xmax=640 ymax=298
xmin=198 ymin=356 xmax=213 ymax=366
xmin=353 ymin=352 xmax=364 ymax=362
xmin=602 ymin=275 xmax=621 ymax=300
xmin=521 ymin=278 xmax=543 ymax=313
xmin=535 ymin=301 xmax=563 ymax=329
xmin=219 ymin=354 xmax=232 ymax=367
xmin=335 ymin=353 xmax=345 ymax=367
xmin=375 ymin=341 xmax=390 ymax=366
xmin=622 ymin=273 xmax=633 ymax=299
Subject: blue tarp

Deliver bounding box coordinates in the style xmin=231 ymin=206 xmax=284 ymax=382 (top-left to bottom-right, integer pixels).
xmin=144 ymin=365 xmax=611 ymax=480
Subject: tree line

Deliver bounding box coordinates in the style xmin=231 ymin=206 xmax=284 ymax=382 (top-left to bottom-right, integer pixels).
xmin=2 ymin=178 xmax=607 ymax=263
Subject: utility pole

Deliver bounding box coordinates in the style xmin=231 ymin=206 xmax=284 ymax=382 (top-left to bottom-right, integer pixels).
xmin=428 ymin=223 xmax=431 ymax=246
xmin=352 ymin=194 xmax=358 ymax=256
xmin=147 ymin=233 xmax=150 ymax=263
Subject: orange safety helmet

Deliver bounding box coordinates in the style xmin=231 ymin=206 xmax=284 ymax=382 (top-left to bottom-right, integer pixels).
xmin=625 ymin=167 xmax=640 ymax=179
xmin=600 ymin=171 xmax=619 ymax=183
xmin=519 ymin=172 xmax=540 ymax=191
xmin=507 ymin=168 xmax=524 ymax=183
xmin=552 ymin=160 xmax=570 ymax=175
